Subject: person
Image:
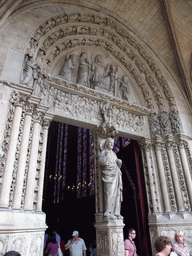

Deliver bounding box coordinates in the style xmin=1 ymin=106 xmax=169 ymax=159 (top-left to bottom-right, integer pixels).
xmin=44 ymin=227 xmax=61 ymax=250
xmin=45 ymin=233 xmax=59 ymax=256
xmin=154 ymin=236 xmax=172 ymax=256
xmin=99 ymin=137 xmax=123 ymax=219
xmin=172 ymin=230 xmax=190 ymax=256
xmin=65 ymin=230 xmax=87 ymax=256
xmin=124 ymin=228 xmax=137 ymax=256
xmin=4 ymin=251 xmax=21 ymax=256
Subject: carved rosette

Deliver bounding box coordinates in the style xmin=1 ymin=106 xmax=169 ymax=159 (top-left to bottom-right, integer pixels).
xmin=139 ymin=141 xmax=160 ymax=213
xmin=9 ymin=108 xmax=26 ymax=207
xmin=21 ymin=118 xmax=33 ymax=208
xmin=161 ymin=144 xmax=176 ymax=211
xmin=172 ymin=142 xmax=190 ymax=211
xmin=184 ymin=141 xmax=192 ymax=175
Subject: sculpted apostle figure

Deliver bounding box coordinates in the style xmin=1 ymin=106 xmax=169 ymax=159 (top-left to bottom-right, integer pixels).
xmin=77 ymin=52 xmax=91 ymax=87
xmin=92 ymin=54 xmax=110 ymax=90
xmin=60 ymin=54 xmax=76 ymax=82
xmin=99 ymin=137 xmax=123 ymax=219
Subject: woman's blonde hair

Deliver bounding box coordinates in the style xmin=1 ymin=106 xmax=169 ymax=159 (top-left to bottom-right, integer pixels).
xmin=175 ymin=230 xmax=185 ymax=242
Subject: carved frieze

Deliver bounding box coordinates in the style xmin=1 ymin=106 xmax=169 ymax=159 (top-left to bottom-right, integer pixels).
xmin=97 ymin=231 xmax=109 ymax=255
xmin=110 ymin=229 xmax=124 ymax=255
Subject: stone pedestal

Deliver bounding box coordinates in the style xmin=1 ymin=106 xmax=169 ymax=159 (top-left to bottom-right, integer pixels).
xmin=0 ymin=210 xmax=47 ymax=256
xmin=95 ymin=214 xmax=125 ymax=256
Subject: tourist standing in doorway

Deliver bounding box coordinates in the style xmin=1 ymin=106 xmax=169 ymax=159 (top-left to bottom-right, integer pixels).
xmin=124 ymin=228 xmax=137 ymax=256
xmin=65 ymin=230 xmax=87 ymax=256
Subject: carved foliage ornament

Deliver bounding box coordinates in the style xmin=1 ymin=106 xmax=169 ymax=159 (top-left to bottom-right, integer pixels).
xmin=26 ymin=12 xmax=177 ymax=115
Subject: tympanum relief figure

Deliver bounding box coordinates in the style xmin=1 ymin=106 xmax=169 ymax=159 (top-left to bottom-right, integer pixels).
xmin=58 ymin=51 xmax=131 ymax=101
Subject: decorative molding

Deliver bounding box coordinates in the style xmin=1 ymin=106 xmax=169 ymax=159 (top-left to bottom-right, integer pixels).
xmin=25 ymin=12 xmax=178 ymax=115
xmin=161 ymin=144 xmax=176 ymax=211
xmin=97 ymin=231 xmax=109 ymax=255
xmin=172 ymin=142 xmax=190 ymax=211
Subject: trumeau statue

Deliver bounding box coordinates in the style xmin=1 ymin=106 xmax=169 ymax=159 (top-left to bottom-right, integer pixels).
xmin=99 ymin=137 xmax=123 ymax=220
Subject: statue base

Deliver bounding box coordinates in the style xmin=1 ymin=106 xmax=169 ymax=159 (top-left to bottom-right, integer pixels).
xmin=95 ymin=213 xmax=125 ymax=256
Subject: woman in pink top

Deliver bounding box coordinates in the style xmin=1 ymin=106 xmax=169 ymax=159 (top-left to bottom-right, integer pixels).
xmin=45 ymin=233 xmax=59 ymax=256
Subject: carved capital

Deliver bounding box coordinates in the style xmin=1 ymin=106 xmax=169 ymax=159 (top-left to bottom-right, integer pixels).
xmin=33 ymin=111 xmax=44 ymax=124
xmin=10 ymin=91 xmax=27 ymax=108
xmin=153 ymin=136 xmax=163 ymax=151
xmin=25 ymin=103 xmax=35 ymax=115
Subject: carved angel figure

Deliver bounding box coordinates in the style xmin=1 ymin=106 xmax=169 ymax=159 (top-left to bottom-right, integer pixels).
xmin=99 ymin=137 xmax=123 ymax=219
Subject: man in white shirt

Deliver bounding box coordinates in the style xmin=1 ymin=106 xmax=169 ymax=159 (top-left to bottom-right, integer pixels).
xmin=65 ymin=230 xmax=87 ymax=256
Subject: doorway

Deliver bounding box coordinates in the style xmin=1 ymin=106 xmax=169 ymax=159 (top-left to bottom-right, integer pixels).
xmin=43 ymin=121 xmax=152 ymax=255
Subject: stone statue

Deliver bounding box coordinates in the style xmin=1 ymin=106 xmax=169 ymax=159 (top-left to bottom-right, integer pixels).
xmin=21 ymin=54 xmax=34 ymax=87
xmin=99 ymin=137 xmax=123 ymax=220
xmin=77 ymin=52 xmax=91 ymax=87
xmin=92 ymin=54 xmax=110 ymax=90
xmin=119 ymin=75 xmax=130 ymax=101
xmin=60 ymin=54 xmax=76 ymax=82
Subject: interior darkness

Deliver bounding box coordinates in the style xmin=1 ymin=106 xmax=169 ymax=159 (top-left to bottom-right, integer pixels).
xmin=43 ymin=121 xmax=152 ymax=256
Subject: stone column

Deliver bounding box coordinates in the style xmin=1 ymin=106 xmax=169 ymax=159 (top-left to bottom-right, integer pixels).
xmin=12 ymin=103 xmax=34 ymax=209
xmin=0 ymin=93 xmax=25 ymax=208
xmin=154 ymin=136 xmax=171 ymax=213
xmin=139 ymin=138 xmax=159 ymax=213
xmin=24 ymin=107 xmax=45 ymax=211
xmin=12 ymin=96 xmax=42 ymax=209
xmin=165 ymin=135 xmax=185 ymax=212
xmin=177 ymin=135 xmax=192 ymax=207
xmin=36 ymin=113 xmax=53 ymax=212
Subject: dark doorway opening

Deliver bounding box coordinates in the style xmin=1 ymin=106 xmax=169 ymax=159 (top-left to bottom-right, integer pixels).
xmin=43 ymin=121 xmax=152 ymax=255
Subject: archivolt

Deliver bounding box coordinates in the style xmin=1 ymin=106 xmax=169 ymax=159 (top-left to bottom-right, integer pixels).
xmin=23 ymin=11 xmax=182 ymax=137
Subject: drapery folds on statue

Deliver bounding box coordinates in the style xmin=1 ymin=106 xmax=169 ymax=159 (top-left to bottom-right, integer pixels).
xmin=99 ymin=137 xmax=123 ymax=220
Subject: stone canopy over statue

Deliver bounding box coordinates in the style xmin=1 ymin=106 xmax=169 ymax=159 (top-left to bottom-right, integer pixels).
xmin=99 ymin=137 xmax=123 ymax=220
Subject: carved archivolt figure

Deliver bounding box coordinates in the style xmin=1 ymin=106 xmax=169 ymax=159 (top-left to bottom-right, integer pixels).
xmin=60 ymin=54 xmax=76 ymax=82
xmin=77 ymin=52 xmax=91 ymax=87
xmin=21 ymin=54 xmax=34 ymax=87
xmin=99 ymin=137 xmax=123 ymax=219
